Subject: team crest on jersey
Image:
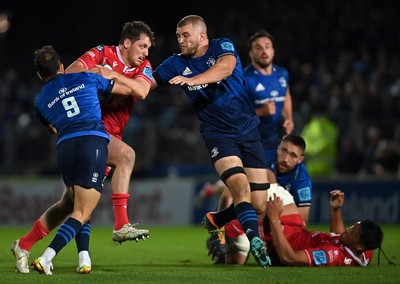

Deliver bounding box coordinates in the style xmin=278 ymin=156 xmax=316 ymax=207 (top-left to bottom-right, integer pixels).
xmin=211 ymin=147 xmax=219 ymax=158
xmin=92 ymin=172 xmax=99 ymax=183
xmin=279 ymin=77 xmax=287 ymax=88
xmin=95 ymin=45 xmax=104 ymax=51
xmin=221 ymin=42 xmax=234 ymax=52
xmin=206 ymin=57 xmax=216 ymax=68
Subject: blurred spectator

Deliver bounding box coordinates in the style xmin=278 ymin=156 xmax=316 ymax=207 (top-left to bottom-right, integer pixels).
xmin=371 ymin=139 xmax=400 ymax=176
xmin=361 ymin=126 xmax=382 ymax=174
xmin=336 ymin=135 xmax=364 ymax=174
xmin=301 ymin=102 xmax=339 ymax=178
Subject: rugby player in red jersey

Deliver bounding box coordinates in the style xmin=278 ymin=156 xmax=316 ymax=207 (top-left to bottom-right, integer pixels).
xmin=223 ymin=188 xmax=383 ymax=267
xmin=12 ymin=20 xmax=155 ymax=274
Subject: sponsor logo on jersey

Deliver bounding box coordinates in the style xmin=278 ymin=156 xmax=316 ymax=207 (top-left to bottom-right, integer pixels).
xmin=182 ymin=67 xmax=192 ymax=75
xmin=255 ymin=83 xmax=265 ymax=92
xmin=48 ymin=84 xmax=85 ymax=108
xmin=270 ymin=90 xmax=279 ymax=98
xmin=188 ymin=84 xmax=208 ymax=91
xmin=58 ymin=87 xmax=68 ymax=95
xmin=344 ymin=257 xmax=352 ymax=265
xmin=86 ymin=51 xmax=96 ymax=58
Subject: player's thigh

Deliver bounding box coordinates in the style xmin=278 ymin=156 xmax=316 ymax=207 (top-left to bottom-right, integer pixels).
xmin=71 ymin=185 xmax=101 ymax=222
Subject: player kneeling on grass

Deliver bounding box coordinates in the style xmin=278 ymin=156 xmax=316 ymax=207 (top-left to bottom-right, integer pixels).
xmin=224 ymin=187 xmax=383 ymax=267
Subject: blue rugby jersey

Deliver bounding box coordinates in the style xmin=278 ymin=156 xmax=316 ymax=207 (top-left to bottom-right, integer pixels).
xmin=34 ymin=72 xmax=113 ymax=144
xmin=154 ymin=38 xmax=260 ymax=139
xmin=266 ymin=152 xmax=312 ymax=207
xmin=243 ymin=64 xmax=290 ymax=151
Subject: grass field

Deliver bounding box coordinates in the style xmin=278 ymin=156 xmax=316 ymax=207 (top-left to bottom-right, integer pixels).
xmin=1 ymin=225 xmax=399 ymax=284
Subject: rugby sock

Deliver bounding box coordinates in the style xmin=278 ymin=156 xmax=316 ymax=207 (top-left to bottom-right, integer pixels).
xmin=212 ymin=203 xmax=236 ymax=227
xmin=19 ymin=219 xmax=49 ymax=251
xmin=234 ymin=202 xmax=260 ymax=241
xmin=76 ymin=221 xmax=92 ymax=268
xmin=75 ymin=220 xmax=91 ymax=252
xmin=49 ymin=217 xmax=82 ymax=254
xmin=111 ymin=193 xmax=130 ymax=230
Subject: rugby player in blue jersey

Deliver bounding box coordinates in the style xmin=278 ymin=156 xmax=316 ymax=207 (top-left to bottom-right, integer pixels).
xmin=25 ymin=45 xmax=133 ymax=275
xmin=152 ymin=15 xmax=270 ymax=268
xmin=244 ymin=29 xmax=294 ymax=162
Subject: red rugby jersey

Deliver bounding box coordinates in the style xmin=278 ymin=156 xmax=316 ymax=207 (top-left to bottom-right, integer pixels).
xmin=77 ymin=45 xmax=153 ymax=139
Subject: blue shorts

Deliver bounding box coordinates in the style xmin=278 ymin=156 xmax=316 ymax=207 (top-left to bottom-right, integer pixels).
xmin=57 ymin=135 xmax=109 ymax=193
xmin=204 ymin=128 xmax=267 ymax=168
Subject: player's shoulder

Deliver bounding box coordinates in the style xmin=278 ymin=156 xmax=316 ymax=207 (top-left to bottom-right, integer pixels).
xmin=211 ymin=38 xmax=236 ymax=51
xmin=140 ymin=58 xmax=153 ymax=69
xmin=272 ymin=64 xmax=289 ymax=75
xmin=298 ymin=163 xmax=311 ymax=177
xmin=243 ymin=64 xmax=256 ymax=75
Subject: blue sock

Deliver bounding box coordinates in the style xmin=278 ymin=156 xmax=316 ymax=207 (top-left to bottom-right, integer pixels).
xmin=49 ymin=217 xmax=82 ymax=254
xmin=213 ymin=203 xmax=236 ymax=227
xmin=76 ymin=220 xmax=91 ymax=253
xmin=234 ymin=202 xmax=259 ymax=241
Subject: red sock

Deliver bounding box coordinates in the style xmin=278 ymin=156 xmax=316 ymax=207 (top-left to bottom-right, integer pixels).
xmin=111 ymin=193 xmax=130 ymax=230
xmin=19 ymin=219 xmax=49 ymax=251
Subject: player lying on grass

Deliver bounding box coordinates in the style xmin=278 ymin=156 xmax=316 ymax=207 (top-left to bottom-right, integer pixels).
xmin=218 ymin=188 xmax=383 ymax=266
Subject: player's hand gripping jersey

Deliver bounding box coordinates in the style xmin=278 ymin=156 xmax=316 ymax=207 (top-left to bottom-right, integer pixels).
xmin=77 ymin=45 xmax=153 ymax=139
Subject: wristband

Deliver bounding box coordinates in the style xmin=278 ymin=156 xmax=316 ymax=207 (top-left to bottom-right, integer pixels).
xmin=270 ymin=220 xmax=281 ymax=225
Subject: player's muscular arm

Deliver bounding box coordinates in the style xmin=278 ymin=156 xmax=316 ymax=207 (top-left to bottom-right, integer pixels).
xmin=169 ymin=55 xmax=236 ymax=86
xmin=110 ymin=73 xmax=151 ymax=100
xmin=297 ymin=206 xmax=310 ymax=226
xmin=65 ymin=60 xmax=86 ymax=73
xmin=330 ymin=190 xmax=346 ymax=233
xmin=267 ymin=194 xmax=309 ymax=266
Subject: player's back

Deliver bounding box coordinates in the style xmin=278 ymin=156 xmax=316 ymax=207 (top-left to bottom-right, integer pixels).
xmin=35 ymin=72 xmax=111 ymax=140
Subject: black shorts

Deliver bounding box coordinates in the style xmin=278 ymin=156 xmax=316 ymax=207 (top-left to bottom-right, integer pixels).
xmin=57 ymin=135 xmax=109 ymax=193
xmin=204 ymin=128 xmax=267 ymax=168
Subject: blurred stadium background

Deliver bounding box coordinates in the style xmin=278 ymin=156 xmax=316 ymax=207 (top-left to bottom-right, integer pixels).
xmin=0 ymin=0 xmax=399 ymax=226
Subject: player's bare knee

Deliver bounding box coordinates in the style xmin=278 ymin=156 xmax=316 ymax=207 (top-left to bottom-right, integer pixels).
xmin=119 ymin=145 xmax=135 ymax=167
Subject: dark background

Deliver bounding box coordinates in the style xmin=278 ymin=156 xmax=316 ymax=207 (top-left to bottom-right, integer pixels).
xmin=1 ymin=0 xmax=399 ymax=178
